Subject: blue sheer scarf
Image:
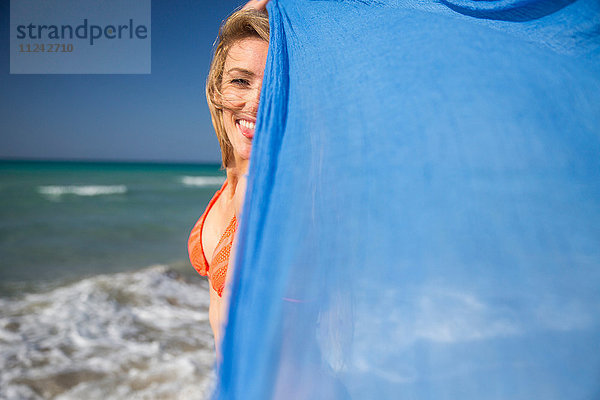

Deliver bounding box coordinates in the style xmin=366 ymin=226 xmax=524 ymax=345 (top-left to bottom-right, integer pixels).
xmin=218 ymin=1 xmax=600 ymax=398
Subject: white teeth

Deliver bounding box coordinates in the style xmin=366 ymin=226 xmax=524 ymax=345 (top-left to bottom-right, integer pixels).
xmin=238 ymin=119 xmax=255 ymax=129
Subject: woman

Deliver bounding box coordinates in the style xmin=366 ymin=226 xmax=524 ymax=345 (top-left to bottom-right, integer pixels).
xmin=188 ymin=2 xmax=269 ymax=361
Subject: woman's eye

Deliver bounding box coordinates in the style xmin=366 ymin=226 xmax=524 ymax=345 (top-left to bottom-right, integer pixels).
xmin=231 ymin=78 xmax=250 ymax=86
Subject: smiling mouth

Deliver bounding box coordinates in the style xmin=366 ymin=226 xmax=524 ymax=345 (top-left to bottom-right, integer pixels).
xmin=236 ymin=119 xmax=256 ymax=139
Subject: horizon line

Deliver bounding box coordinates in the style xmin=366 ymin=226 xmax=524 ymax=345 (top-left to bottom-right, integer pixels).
xmin=0 ymin=156 xmax=221 ymax=167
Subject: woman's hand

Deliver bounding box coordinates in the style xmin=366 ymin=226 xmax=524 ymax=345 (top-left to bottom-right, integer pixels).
xmin=242 ymin=0 xmax=270 ymax=11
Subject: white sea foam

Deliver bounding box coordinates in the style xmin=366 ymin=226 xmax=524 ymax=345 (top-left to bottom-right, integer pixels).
xmin=38 ymin=185 xmax=128 ymax=197
xmin=0 ymin=266 xmax=215 ymax=400
xmin=180 ymin=176 xmax=225 ymax=187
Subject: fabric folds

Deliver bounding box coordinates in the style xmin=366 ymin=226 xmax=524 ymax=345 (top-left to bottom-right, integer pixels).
xmin=217 ymin=1 xmax=600 ymax=398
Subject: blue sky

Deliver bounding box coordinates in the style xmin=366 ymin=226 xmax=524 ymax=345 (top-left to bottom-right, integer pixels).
xmin=0 ymin=0 xmax=248 ymax=163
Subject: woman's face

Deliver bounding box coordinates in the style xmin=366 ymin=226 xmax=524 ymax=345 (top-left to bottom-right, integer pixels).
xmin=221 ymin=37 xmax=269 ymax=168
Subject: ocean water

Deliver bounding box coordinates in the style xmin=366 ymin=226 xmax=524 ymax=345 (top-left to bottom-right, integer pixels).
xmin=0 ymin=161 xmax=224 ymax=399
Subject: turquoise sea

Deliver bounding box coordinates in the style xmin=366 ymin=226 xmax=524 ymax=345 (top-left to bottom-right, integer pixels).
xmin=0 ymin=161 xmax=223 ymax=399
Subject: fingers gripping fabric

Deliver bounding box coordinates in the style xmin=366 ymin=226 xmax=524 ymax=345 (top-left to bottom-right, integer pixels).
xmin=218 ymin=0 xmax=600 ymax=399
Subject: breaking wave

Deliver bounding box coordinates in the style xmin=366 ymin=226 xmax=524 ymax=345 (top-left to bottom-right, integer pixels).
xmin=38 ymin=185 xmax=128 ymax=197
xmin=179 ymin=176 xmax=225 ymax=188
xmin=0 ymin=266 xmax=215 ymax=400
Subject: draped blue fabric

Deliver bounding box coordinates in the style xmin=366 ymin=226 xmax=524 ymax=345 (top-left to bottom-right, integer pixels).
xmin=218 ymin=0 xmax=600 ymax=398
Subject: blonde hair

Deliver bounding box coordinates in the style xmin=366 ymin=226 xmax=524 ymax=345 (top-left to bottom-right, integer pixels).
xmin=206 ymin=8 xmax=270 ymax=168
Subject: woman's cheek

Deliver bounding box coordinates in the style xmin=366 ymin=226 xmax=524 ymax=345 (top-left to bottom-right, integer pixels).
xmin=221 ymin=88 xmax=245 ymax=109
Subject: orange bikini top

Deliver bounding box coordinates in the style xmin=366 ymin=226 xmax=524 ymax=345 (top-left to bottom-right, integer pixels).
xmin=188 ymin=180 xmax=238 ymax=297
